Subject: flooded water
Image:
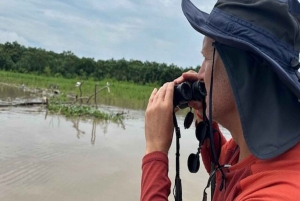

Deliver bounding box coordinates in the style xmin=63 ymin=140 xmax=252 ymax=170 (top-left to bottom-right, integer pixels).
xmin=0 ymin=84 xmax=231 ymax=201
xmin=0 ymin=84 xmax=38 ymax=105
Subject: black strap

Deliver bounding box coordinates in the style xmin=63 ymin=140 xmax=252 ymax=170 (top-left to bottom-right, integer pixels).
xmin=173 ymin=112 xmax=182 ymax=201
xmin=202 ymin=165 xmax=231 ymax=201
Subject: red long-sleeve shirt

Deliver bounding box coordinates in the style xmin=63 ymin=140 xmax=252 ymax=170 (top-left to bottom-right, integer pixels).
xmin=141 ymin=125 xmax=300 ymax=200
xmin=141 ymin=152 xmax=171 ymax=201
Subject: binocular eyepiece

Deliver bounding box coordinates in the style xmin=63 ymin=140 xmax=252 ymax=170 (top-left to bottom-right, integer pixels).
xmin=173 ymin=81 xmax=207 ymax=109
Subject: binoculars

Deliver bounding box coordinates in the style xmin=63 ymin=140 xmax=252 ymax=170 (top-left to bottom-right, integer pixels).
xmin=173 ymin=81 xmax=207 ymax=109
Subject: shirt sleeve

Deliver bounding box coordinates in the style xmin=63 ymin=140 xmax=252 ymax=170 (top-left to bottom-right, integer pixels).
xmin=140 ymin=151 xmax=171 ymax=201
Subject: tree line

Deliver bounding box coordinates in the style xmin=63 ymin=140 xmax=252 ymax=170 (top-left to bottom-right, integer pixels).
xmin=0 ymin=41 xmax=200 ymax=85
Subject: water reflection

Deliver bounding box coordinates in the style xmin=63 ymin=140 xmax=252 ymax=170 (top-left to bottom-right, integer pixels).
xmin=0 ymin=83 xmax=231 ymax=201
xmin=43 ymin=108 xmax=127 ymax=144
xmin=69 ymin=117 xmax=125 ymax=145
xmin=91 ymin=120 xmax=96 ymax=144
xmin=0 ymin=81 xmax=131 ymax=145
xmin=0 ymin=105 xmax=146 ymax=201
xmin=0 ymin=83 xmax=36 ymax=104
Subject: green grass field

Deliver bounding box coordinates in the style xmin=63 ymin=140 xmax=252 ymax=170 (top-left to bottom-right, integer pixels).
xmin=0 ymin=71 xmax=159 ymax=110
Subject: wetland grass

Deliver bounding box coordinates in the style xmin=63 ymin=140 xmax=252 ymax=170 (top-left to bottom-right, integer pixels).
xmin=0 ymin=71 xmax=158 ymax=106
xmin=47 ymin=104 xmax=123 ymax=121
xmin=0 ymin=71 xmax=159 ymax=119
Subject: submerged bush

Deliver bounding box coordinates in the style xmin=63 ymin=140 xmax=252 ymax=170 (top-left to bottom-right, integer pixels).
xmin=47 ymin=104 xmax=124 ymax=122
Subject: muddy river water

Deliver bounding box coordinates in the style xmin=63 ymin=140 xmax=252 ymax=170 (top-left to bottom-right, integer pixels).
xmin=0 ymin=84 xmax=230 ymax=201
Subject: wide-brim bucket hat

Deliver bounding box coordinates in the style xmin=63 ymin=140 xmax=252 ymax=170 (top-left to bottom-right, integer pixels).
xmin=182 ymin=0 xmax=300 ymax=159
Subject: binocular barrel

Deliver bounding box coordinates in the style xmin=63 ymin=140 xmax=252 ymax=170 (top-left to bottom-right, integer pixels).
xmin=173 ymin=81 xmax=207 ymax=109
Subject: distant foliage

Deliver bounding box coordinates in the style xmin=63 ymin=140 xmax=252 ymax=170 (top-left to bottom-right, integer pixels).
xmin=0 ymin=41 xmax=200 ymax=85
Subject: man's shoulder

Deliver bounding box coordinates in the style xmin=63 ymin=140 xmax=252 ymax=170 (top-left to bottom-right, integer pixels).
xmin=236 ymin=169 xmax=300 ymax=200
xmin=235 ymin=143 xmax=300 ymax=200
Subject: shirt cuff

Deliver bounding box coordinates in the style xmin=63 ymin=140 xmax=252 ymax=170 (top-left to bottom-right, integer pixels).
xmin=142 ymin=151 xmax=169 ymax=168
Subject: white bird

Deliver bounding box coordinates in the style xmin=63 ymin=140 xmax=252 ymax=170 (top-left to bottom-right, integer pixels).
xmin=106 ymin=82 xmax=110 ymax=93
xmin=75 ymin=82 xmax=81 ymax=87
xmin=42 ymin=96 xmax=48 ymax=104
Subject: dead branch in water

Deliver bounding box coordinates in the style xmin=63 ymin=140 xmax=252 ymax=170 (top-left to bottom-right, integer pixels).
xmin=86 ymin=85 xmax=110 ymax=105
xmin=71 ymin=96 xmax=89 ymax=105
xmin=0 ymin=102 xmax=47 ymax=107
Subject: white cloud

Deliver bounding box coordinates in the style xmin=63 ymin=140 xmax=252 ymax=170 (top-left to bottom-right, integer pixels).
xmin=192 ymin=0 xmax=216 ymax=13
xmin=0 ymin=30 xmax=29 ymax=45
xmin=92 ymin=0 xmax=136 ymax=11
xmin=0 ymin=0 xmax=216 ymax=67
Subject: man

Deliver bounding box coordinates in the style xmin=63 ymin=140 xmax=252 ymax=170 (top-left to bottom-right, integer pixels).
xmin=141 ymin=0 xmax=300 ymax=200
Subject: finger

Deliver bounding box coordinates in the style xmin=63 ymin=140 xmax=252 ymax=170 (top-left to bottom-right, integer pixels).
xmin=182 ymin=71 xmax=199 ymax=81
xmin=154 ymin=85 xmax=164 ymax=101
xmin=165 ymin=82 xmax=174 ymax=103
xmin=157 ymin=84 xmax=167 ymax=101
xmin=148 ymin=88 xmax=157 ymax=105
xmin=174 ymin=71 xmax=198 ymax=84
xmin=173 ymin=75 xmax=185 ymax=84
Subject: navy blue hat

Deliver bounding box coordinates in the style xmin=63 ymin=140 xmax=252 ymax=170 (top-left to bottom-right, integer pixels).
xmin=182 ymin=0 xmax=300 ymax=159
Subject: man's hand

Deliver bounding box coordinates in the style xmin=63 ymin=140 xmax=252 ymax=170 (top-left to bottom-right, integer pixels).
xmin=145 ymin=82 xmax=175 ymax=155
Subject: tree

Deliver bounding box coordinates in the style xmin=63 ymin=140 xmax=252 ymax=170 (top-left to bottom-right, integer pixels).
xmin=44 ymin=66 xmax=51 ymax=76
xmin=0 ymin=41 xmax=200 ymax=85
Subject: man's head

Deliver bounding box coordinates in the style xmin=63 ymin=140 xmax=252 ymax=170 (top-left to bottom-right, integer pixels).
xmin=182 ymin=0 xmax=300 ymax=159
xmin=182 ymin=0 xmax=300 ymax=99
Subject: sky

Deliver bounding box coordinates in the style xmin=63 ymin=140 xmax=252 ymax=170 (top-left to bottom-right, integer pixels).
xmin=0 ymin=0 xmax=216 ymax=68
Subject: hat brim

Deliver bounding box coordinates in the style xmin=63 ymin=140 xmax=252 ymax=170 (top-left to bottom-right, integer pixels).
xmin=182 ymin=0 xmax=300 ymax=159
xmin=182 ymin=0 xmax=300 ymax=99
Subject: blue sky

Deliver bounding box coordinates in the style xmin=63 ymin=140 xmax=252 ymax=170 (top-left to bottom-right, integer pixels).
xmin=0 ymin=0 xmax=216 ymax=68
